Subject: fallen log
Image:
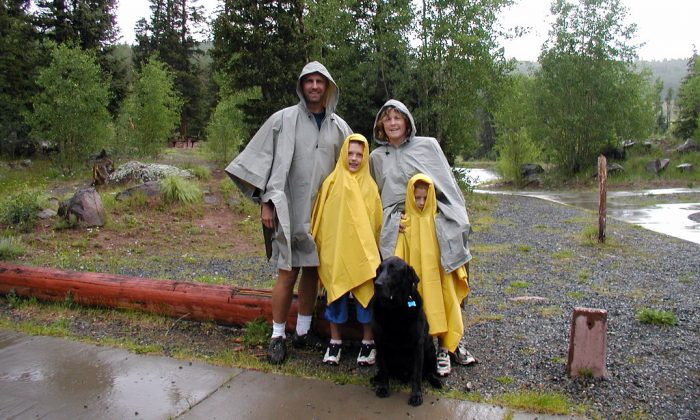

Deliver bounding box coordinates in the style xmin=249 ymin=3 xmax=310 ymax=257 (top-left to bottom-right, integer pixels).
xmin=0 ymin=262 xmax=363 ymax=340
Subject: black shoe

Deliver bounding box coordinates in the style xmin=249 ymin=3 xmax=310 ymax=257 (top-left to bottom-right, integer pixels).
xmin=292 ymin=331 xmax=325 ymax=350
xmin=268 ymin=337 xmax=287 ymax=364
xmin=356 ymin=343 xmax=376 ymax=366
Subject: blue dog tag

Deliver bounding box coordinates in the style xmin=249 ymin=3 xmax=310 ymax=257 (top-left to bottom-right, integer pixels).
xmin=407 ymin=299 xmax=416 ymax=308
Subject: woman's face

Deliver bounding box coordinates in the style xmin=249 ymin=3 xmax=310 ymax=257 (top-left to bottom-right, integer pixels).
xmin=383 ymin=108 xmax=408 ymax=145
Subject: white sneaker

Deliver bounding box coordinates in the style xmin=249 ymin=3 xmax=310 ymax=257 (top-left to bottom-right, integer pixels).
xmin=323 ymin=343 xmax=342 ymax=365
xmin=436 ymin=348 xmax=451 ymax=377
xmin=356 ymin=343 xmax=376 ymax=366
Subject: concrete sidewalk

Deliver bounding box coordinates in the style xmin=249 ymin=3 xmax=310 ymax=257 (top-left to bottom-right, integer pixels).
xmin=0 ymin=330 xmax=582 ymax=419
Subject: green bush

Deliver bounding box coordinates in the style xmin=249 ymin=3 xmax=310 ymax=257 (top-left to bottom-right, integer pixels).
xmin=188 ymin=165 xmax=211 ymax=180
xmin=0 ymin=236 xmax=25 ymax=260
xmin=242 ymin=317 xmax=271 ymax=347
xmin=0 ymin=190 xmax=41 ymax=231
xmin=636 ymin=308 xmax=677 ymax=326
xmin=159 ymin=176 xmax=202 ymax=204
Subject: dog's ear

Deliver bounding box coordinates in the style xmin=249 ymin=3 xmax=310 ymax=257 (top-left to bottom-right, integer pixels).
xmin=405 ymin=264 xmax=420 ymax=289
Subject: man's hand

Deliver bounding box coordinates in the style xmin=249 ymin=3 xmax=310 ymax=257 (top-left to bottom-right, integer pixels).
xmin=261 ymin=201 xmax=276 ymax=229
xmin=399 ymin=212 xmax=407 ymax=233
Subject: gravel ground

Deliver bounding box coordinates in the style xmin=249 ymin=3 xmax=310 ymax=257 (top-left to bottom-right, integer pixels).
xmin=454 ymin=194 xmax=699 ymax=419
xmin=2 ymin=193 xmax=698 ymax=418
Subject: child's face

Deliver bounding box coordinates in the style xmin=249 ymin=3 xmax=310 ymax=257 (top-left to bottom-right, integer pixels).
xmin=414 ymin=185 xmax=428 ymax=210
xmin=347 ymin=141 xmax=364 ymax=172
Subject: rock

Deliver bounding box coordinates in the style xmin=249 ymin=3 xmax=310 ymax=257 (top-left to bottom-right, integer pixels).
xmin=645 ymin=159 xmax=670 ymax=174
xmin=676 ymin=138 xmax=697 ymax=153
xmin=622 ymin=140 xmax=636 ymax=149
xmin=116 ymin=181 xmax=161 ymax=201
xmin=509 ymin=296 xmax=549 ymax=304
xmin=689 ymin=212 xmax=700 ymax=223
xmin=593 ymin=162 xmax=624 ymax=178
xmin=676 ymin=163 xmax=694 ymax=172
xmin=521 ymin=163 xmax=545 ymax=177
xmin=59 ymin=187 xmax=106 ymax=227
xmin=642 ymin=140 xmax=653 ymax=150
xmin=37 ymin=209 xmax=57 ymax=219
xmin=204 ymin=193 xmax=219 ymax=205
xmin=108 ymin=161 xmax=193 ymax=185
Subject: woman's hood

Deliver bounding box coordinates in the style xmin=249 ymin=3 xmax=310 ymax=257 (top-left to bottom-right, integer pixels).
xmin=372 ymin=99 xmax=418 ymax=146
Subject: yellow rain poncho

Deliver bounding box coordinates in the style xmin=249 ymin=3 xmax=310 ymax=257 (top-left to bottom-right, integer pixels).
xmin=394 ymin=174 xmax=470 ymax=351
xmin=310 ymin=134 xmax=382 ymax=308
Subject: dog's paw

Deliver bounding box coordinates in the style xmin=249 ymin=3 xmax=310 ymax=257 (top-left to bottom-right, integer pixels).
xmin=408 ymin=392 xmax=423 ymax=406
xmin=375 ymin=385 xmax=390 ymax=398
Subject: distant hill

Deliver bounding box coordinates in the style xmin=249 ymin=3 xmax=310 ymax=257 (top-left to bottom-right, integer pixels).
xmin=512 ymin=58 xmax=689 ymax=98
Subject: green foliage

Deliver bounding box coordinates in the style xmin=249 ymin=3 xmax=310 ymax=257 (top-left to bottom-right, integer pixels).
xmin=212 ymin=0 xmax=307 ymax=133
xmin=205 ymin=85 xmax=260 ymax=164
xmin=535 ymin=0 xmax=655 ymax=175
xmin=159 ymin=176 xmax=202 ymax=204
xmin=26 ymin=43 xmax=113 ymax=173
xmin=118 ymin=56 xmax=183 ymax=157
xmin=188 ymin=165 xmax=211 ymax=181
xmin=409 ymin=0 xmax=514 ymax=162
xmin=673 ymin=53 xmax=700 ymax=140
xmin=636 ymin=308 xmax=677 ymax=326
xmin=242 ymin=317 xmax=271 ymax=347
xmin=497 ymin=128 xmax=540 ymax=186
xmin=0 ymin=189 xmax=41 ymax=232
xmin=0 ymin=236 xmax=26 ymax=260
xmin=0 ymin=1 xmax=45 ymax=151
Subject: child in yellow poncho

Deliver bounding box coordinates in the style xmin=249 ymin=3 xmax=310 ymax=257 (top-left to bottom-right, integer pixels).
xmin=394 ymin=173 xmax=470 ymax=377
xmin=311 ymin=133 xmax=383 ymax=366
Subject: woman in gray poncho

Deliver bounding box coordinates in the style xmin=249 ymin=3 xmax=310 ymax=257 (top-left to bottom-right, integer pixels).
xmin=369 ymin=99 xmax=477 ymax=374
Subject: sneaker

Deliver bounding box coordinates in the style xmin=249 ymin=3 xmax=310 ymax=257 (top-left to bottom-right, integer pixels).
xmin=450 ymin=339 xmax=478 ymax=366
xmin=436 ymin=348 xmax=451 ymax=377
xmin=268 ymin=336 xmax=287 ymax=364
xmin=356 ymin=343 xmax=376 ymax=366
xmin=323 ymin=343 xmax=342 ymax=365
xmin=292 ymin=331 xmax=325 ymax=350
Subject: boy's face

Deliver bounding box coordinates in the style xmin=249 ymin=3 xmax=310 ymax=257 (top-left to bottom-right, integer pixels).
xmin=414 ymin=185 xmax=428 ymax=210
xmin=347 ymin=141 xmax=364 ymax=172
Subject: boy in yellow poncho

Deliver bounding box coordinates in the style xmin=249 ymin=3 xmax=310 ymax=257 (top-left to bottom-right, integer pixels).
xmin=394 ymin=173 xmax=470 ymax=377
xmin=310 ymin=133 xmax=383 ymax=366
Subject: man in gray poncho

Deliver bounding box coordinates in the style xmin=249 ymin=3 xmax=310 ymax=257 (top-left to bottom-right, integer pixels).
xmin=225 ymin=62 xmax=352 ymax=364
xmin=369 ymin=99 xmax=477 ymax=373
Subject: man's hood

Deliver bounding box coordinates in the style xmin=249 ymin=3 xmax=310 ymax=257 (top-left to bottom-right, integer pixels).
xmin=296 ymin=61 xmax=339 ymax=114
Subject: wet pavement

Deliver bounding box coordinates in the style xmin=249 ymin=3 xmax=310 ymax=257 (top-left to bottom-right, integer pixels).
xmin=0 ymin=329 xmax=585 ymax=420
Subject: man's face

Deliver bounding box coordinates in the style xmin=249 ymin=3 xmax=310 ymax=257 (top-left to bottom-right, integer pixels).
xmin=302 ymin=73 xmax=328 ymax=106
xmin=347 ymin=141 xmax=364 ymax=173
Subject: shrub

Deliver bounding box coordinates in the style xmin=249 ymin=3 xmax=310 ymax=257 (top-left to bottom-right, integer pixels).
xmin=188 ymin=165 xmax=211 ymax=180
xmin=0 ymin=190 xmax=41 ymax=231
xmin=636 ymin=308 xmax=677 ymax=326
xmin=0 ymin=236 xmax=25 ymax=260
xmin=242 ymin=317 xmax=270 ymax=347
xmin=159 ymin=176 xmax=202 ymax=204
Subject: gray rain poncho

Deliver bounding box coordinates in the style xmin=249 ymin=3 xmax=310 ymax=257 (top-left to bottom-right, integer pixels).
xmin=225 ymin=62 xmax=352 ymax=270
xmin=369 ymin=99 xmax=471 ymax=273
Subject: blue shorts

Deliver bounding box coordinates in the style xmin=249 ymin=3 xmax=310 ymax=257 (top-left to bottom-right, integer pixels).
xmin=324 ymin=294 xmax=372 ymax=325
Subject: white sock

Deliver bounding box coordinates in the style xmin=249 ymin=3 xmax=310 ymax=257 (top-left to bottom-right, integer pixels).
xmin=330 ymin=339 xmax=342 ymax=345
xmin=271 ymin=321 xmax=286 ymax=339
xmin=296 ymin=314 xmax=312 ymax=336
xmin=362 ymin=339 xmax=374 ymax=345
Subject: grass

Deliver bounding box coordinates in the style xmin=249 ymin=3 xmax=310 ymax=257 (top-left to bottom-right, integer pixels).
xmin=636 ymin=308 xmax=677 ymax=326
xmin=495 ymin=390 xmax=583 ymax=416
xmin=159 ymin=176 xmax=203 ymax=204
xmin=0 ymin=236 xmax=25 ymax=260
xmin=242 ymin=317 xmax=271 ymax=347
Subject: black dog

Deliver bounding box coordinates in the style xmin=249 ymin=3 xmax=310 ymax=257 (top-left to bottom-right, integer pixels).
xmin=371 ymin=256 xmax=442 ymax=406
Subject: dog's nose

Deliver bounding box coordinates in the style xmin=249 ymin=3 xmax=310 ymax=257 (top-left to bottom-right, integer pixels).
xmin=374 ymin=276 xmax=384 ymax=286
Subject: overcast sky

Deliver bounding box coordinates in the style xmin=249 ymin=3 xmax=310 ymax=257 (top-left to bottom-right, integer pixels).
xmin=116 ymin=0 xmax=698 ymax=61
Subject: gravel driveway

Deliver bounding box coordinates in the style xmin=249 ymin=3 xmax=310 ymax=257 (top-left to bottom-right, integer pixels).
xmin=454 ymin=193 xmax=699 ymax=419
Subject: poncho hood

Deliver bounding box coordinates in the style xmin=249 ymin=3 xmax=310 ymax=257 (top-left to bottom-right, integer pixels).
xmin=372 ymin=99 xmax=417 ymax=147
xmin=395 ymin=174 xmax=469 ymax=351
xmin=311 ymin=134 xmax=382 ymax=308
xmin=296 ymin=61 xmax=340 ymax=115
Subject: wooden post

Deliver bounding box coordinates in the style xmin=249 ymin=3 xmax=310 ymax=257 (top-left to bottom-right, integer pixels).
xmin=597 ymin=155 xmax=607 ymax=243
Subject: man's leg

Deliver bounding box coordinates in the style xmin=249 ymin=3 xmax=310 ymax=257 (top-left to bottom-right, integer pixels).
xmin=268 ymin=268 xmax=299 ymax=364
xmin=291 ymin=267 xmax=323 ymax=349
